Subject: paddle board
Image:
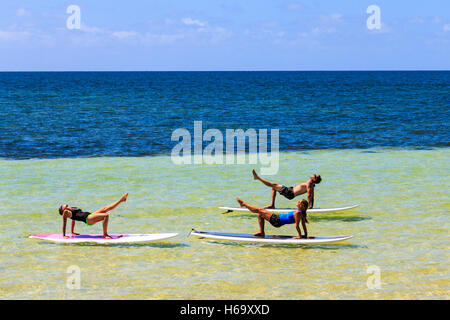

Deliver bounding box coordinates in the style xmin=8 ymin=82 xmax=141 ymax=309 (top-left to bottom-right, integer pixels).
xmin=219 ymin=204 xmax=359 ymax=213
xmin=190 ymin=230 xmax=353 ymax=244
xmin=29 ymin=233 xmax=179 ymax=244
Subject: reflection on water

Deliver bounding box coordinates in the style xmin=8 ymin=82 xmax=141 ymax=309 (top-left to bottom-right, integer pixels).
xmin=194 ymin=239 xmax=361 ymax=250
xmin=32 ymin=241 xmax=190 ymax=249
xmin=310 ymin=215 xmax=372 ymax=223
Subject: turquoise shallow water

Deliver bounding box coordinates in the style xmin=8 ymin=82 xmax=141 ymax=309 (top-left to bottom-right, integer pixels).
xmin=0 ymin=148 xmax=449 ymax=299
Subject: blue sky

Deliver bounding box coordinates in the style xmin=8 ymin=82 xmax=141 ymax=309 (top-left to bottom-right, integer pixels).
xmin=0 ymin=0 xmax=449 ymax=70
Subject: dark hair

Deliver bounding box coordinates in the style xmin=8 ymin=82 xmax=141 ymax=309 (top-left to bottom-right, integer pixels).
xmin=315 ymin=175 xmax=322 ymax=184
xmin=59 ymin=205 xmax=63 ymax=215
xmin=300 ymin=199 xmax=309 ymax=223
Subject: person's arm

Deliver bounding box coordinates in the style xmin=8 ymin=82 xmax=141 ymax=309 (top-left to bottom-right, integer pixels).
xmin=62 ymin=211 xmax=69 ymax=238
xmin=70 ymin=220 xmax=79 ymax=236
xmin=307 ymin=184 xmax=314 ymax=209
xmin=301 ymin=214 xmax=308 ymax=238
xmin=264 ymin=189 xmax=277 ymax=209
xmin=293 ymin=211 xmax=302 ymax=239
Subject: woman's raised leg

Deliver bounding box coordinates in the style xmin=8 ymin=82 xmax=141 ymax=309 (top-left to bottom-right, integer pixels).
xmin=95 ymin=193 xmax=128 ymax=214
xmin=236 ymin=197 xmax=273 ymax=237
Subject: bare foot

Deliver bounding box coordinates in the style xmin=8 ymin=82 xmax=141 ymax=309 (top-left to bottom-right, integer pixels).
xmin=252 ymin=169 xmax=259 ymax=180
xmin=103 ymin=234 xmax=113 ymax=239
xmin=253 ymin=232 xmax=265 ymax=237
xmin=293 ymin=235 xmax=309 ymax=239
xmin=236 ymin=197 xmax=245 ymax=207
xmin=120 ymin=193 xmax=128 ymax=203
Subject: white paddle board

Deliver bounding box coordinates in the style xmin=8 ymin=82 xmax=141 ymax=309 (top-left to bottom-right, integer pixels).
xmin=190 ymin=230 xmax=353 ymax=244
xmin=29 ymin=233 xmax=179 ymax=244
xmin=219 ymin=204 xmax=359 ymax=213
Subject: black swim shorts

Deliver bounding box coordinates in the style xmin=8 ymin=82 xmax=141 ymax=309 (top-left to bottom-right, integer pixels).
xmin=278 ymin=185 xmax=295 ymax=200
xmin=269 ymin=214 xmax=282 ymax=228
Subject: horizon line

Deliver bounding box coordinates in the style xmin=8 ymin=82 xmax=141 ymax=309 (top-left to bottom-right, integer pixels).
xmin=0 ymin=69 xmax=449 ymax=72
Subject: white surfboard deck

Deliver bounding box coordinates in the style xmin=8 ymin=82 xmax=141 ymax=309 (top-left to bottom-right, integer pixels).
xmin=190 ymin=230 xmax=353 ymax=244
xmin=219 ymin=204 xmax=359 ymax=213
xmin=29 ymin=233 xmax=179 ymax=244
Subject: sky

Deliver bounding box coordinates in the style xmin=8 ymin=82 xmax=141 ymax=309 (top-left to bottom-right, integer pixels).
xmin=0 ymin=0 xmax=449 ymax=71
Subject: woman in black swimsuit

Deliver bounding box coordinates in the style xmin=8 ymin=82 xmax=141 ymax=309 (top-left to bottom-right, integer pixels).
xmin=59 ymin=193 xmax=128 ymax=239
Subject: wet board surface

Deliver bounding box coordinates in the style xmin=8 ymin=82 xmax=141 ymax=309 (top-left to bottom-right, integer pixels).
xmin=219 ymin=204 xmax=359 ymax=213
xmin=29 ymin=233 xmax=179 ymax=244
xmin=190 ymin=230 xmax=353 ymax=244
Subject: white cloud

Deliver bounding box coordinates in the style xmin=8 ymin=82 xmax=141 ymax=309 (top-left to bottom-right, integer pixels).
xmin=410 ymin=17 xmax=425 ymax=24
xmin=0 ymin=26 xmax=53 ymax=45
xmin=164 ymin=18 xmax=174 ymax=25
xmin=410 ymin=16 xmax=444 ymax=25
xmin=16 ymin=8 xmax=30 ymax=17
xmin=311 ymin=26 xmax=336 ymax=36
xmin=330 ymin=13 xmax=343 ymax=22
xmin=207 ymin=26 xmax=232 ymax=43
xmin=79 ymin=25 xmax=107 ymax=35
xmin=1 ymin=15 xmax=229 ymax=47
xmin=242 ymin=25 xmax=285 ymax=43
xmin=182 ymin=17 xmax=208 ymax=27
xmin=432 ymin=17 xmax=442 ymax=24
xmin=0 ymin=30 xmax=31 ymax=41
xmin=112 ymin=31 xmax=137 ymax=39
xmin=284 ymin=2 xmax=304 ymax=11
xmin=319 ymin=13 xmax=344 ymax=24
xmin=444 ymin=24 xmax=450 ymax=32
xmin=142 ymin=32 xmax=185 ymax=45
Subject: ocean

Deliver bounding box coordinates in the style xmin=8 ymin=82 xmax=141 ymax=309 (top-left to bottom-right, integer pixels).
xmin=0 ymin=71 xmax=448 ymax=299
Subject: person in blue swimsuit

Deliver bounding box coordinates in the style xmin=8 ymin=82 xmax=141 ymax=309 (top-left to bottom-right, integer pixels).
xmin=236 ymin=197 xmax=311 ymax=238
xmin=58 ymin=193 xmax=128 ymax=239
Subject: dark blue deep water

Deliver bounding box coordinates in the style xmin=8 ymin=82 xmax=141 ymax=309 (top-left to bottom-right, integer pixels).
xmin=0 ymin=71 xmax=448 ymax=159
